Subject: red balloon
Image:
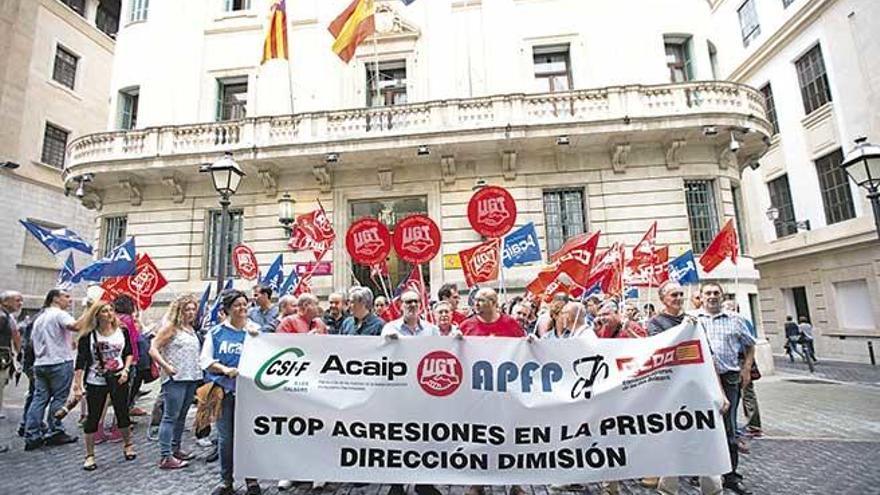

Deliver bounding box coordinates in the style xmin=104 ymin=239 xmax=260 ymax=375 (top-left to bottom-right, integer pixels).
xmin=392 ymin=214 xmax=441 ymax=264
xmin=232 ymin=244 xmax=259 ymax=280
xmin=345 ymin=217 xmax=392 ymax=266
xmin=467 ymin=186 xmax=517 ymax=238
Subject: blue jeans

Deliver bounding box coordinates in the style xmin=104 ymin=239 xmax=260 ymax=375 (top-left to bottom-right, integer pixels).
xmin=217 ymin=392 xmax=236 ymax=484
xmin=159 ymin=379 xmax=198 ymax=458
xmin=25 ymin=361 xmax=74 ymax=442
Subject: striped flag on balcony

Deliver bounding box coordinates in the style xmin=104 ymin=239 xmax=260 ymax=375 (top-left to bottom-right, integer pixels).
xmin=328 ymin=0 xmax=375 ymax=63
xmin=261 ymin=0 xmax=289 ymax=64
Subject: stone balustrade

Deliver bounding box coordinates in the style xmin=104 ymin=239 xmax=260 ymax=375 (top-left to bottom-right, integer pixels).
xmin=66 ymin=81 xmax=769 ymax=172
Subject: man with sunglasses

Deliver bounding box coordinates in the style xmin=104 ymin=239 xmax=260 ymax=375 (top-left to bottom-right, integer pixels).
xmin=381 ymin=291 xmax=438 ymax=338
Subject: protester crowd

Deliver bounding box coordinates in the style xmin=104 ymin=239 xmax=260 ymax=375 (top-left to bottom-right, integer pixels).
xmin=0 ymin=278 xmax=766 ymax=495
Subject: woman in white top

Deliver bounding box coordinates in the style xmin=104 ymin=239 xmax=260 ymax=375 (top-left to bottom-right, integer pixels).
xmin=73 ymin=301 xmax=136 ymax=471
xmin=150 ymin=294 xmax=203 ymax=470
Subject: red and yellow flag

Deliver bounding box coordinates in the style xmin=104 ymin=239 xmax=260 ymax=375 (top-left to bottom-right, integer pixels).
xmin=262 ymin=0 xmax=289 ymax=64
xmin=328 ymin=0 xmax=375 ymax=63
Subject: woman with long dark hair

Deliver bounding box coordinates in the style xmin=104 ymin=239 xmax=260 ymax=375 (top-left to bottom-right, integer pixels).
xmin=72 ymin=301 xmax=136 ymax=471
xmin=150 ymin=294 xmax=201 ymax=469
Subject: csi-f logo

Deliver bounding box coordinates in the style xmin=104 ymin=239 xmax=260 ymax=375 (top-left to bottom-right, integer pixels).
xmin=255 ymin=347 xmax=311 ymax=391
xmin=472 ymin=361 xmax=563 ymax=393
xmin=418 ymin=351 xmax=462 ymax=397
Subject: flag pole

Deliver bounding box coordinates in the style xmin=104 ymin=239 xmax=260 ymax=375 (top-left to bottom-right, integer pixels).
xmin=372 ymin=37 xmax=380 ymax=108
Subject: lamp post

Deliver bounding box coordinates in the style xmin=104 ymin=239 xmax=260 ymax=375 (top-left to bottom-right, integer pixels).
xmin=840 ymin=137 xmax=880 ymax=239
xmin=765 ymin=206 xmax=811 ymax=234
xmin=202 ymin=152 xmax=245 ymax=293
xmin=278 ymin=192 xmax=296 ymax=235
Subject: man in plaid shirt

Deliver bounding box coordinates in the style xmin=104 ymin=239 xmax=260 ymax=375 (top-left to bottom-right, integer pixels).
xmin=696 ymin=282 xmax=756 ymax=495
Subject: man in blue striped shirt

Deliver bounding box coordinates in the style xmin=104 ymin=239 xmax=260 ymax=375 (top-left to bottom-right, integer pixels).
xmin=696 ymin=282 xmax=755 ymax=495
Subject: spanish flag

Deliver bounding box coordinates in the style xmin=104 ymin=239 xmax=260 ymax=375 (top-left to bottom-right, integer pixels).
xmin=262 ymin=0 xmax=289 ymax=64
xmin=328 ymin=0 xmax=375 ymax=63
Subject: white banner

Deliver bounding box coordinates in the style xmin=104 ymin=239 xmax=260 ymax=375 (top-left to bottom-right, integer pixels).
xmin=234 ymin=321 xmax=730 ymax=484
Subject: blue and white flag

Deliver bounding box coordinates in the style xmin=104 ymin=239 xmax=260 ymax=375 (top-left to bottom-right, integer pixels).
xmin=19 ymin=220 xmax=93 ymax=255
xmin=278 ymin=269 xmax=299 ymax=296
xmin=624 ymin=286 xmax=639 ymax=299
xmin=581 ymin=282 xmax=603 ymax=299
xmin=502 ymin=222 xmax=543 ymax=268
xmin=260 ymin=254 xmax=284 ymax=293
xmin=206 ymin=279 xmax=234 ymax=327
xmin=71 ymin=237 xmax=136 ymax=283
xmin=668 ymin=250 xmax=700 ymax=285
xmin=194 ymin=283 xmax=212 ymax=331
xmin=57 ymin=253 xmax=76 ymax=289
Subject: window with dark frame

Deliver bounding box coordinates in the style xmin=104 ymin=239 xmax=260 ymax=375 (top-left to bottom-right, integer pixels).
xmin=366 ymin=60 xmax=407 ymax=107
xmin=795 ymin=44 xmax=832 ymax=115
xmin=52 ymin=45 xmax=78 ymax=90
xmin=542 ymin=188 xmax=586 ymax=256
xmin=664 ymin=36 xmax=693 ymax=82
xmin=102 ymin=216 xmax=128 ymax=257
xmin=217 ymin=78 xmax=248 ymax=121
xmin=60 ymin=0 xmax=86 ymax=17
xmin=225 ymin=0 xmax=251 ymax=11
xmin=204 ymin=209 xmax=244 ymax=279
xmin=760 ymin=83 xmax=779 ymax=135
xmin=118 ymin=87 xmax=139 ymax=130
xmin=533 ymin=45 xmax=572 ymax=93
xmin=738 ymin=0 xmax=761 ymax=47
xmin=815 ymin=149 xmax=856 ymax=225
xmin=767 ymin=175 xmax=798 ymax=238
xmin=41 ymin=123 xmax=69 ymax=169
xmin=96 ymin=0 xmax=121 ymax=37
xmin=731 ymin=184 xmax=749 ymax=254
xmin=684 ymin=180 xmax=720 ymax=253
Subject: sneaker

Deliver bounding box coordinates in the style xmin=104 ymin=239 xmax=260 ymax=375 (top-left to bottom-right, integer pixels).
xmin=196 ymin=437 xmax=214 ymax=448
xmin=278 ymin=480 xmax=294 ymax=491
xmin=211 ymin=483 xmax=235 ymax=495
xmin=159 ymin=456 xmax=190 ymax=470
xmin=130 ymin=407 xmax=148 ymax=416
xmin=107 ymin=427 xmax=124 ymax=443
xmin=206 ymin=447 xmax=219 ymax=463
xmin=17 ymin=425 xmax=25 ymax=438
xmin=147 ymin=426 xmax=160 ymax=441
xmin=173 ymin=450 xmax=196 ymax=461
xmin=45 ymin=433 xmax=78 ymax=446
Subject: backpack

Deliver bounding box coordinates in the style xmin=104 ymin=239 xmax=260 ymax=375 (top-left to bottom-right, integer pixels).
xmin=136 ymin=333 xmax=160 ymax=383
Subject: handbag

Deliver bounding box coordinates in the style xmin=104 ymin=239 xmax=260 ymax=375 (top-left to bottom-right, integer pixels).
xmin=749 ymin=362 xmax=761 ymax=381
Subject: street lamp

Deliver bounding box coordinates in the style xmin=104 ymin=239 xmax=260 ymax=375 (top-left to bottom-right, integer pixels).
xmin=840 ymin=136 xmax=880 ymax=239
xmin=202 ymin=152 xmax=245 ymax=293
xmin=278 ymin=192 xmax=296 ymax=235
xmin=765 ymin=206 xmax=810 ymax=233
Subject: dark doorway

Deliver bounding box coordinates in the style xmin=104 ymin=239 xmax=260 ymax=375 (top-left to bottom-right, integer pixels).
xmin=793 ymin=286 xmax=811 ymax=322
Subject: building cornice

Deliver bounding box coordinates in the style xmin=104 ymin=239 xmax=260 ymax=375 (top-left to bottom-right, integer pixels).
xmin=753 ymin=227 xmax=877 ymax=265
xmin=40 ymin=0 xmax=115 ymax=53
xmin=727 ymin=0 xmax=837 ymax=82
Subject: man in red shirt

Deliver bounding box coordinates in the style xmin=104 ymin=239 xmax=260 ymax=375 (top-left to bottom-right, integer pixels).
xmin=460 ymin=288 xmax=525 ymax=338
xmin=595 ymin=301 xmax=646 ymax=338
xmin=277 ymin=294 xmax=327 ymax=334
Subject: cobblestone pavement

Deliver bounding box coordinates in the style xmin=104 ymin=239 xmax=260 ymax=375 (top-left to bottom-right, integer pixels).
xmin=1 ymin=361 xmax=878 ymax=495
xmin=772 ymin=355 xmax=880 ymax=387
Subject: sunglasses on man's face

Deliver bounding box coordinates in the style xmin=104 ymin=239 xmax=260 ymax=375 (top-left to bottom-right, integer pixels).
xmin=403 ymin=299 xmax=420 ymax=305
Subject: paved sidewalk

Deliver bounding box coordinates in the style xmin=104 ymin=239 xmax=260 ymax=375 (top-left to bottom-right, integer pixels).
xmin=1 ymin=359 xmax=879 ymax=495
xmin=772 ymin=355 xmax=880 ymax=387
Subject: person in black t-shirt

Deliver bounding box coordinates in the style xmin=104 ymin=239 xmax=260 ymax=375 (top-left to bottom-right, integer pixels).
xmin=647 ymin=281 xmax=686 ymax=336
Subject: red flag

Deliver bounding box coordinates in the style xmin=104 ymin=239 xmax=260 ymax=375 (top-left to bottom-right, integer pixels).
xmin=554 ymin=232 xmax=600 ymax=287
xmin=698 ymin=219 xmax=739 ymax=273
xmin=587 ymin=243 xmax=625 ymax=295
xmin=628 ymin=222 xmax=657 ymax=269
xmin=459 ymin=238 xmax=501 ymax=287
xmin=100 ymin=254 xmax=167 ymax=310
xmin=625 ymin=246 xmax=670 ymax=287
xmin=288 ymin=202 xmax=335 ymax=260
